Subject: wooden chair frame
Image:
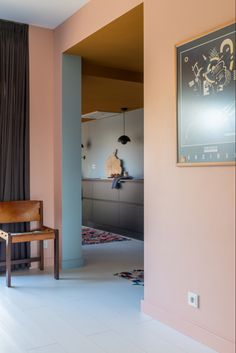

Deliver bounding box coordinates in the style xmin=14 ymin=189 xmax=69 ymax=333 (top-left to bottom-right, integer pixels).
xmin=0 ymin=200 xmax=59 ymax=287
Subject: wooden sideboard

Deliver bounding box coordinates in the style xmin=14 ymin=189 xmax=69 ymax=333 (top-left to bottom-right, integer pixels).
xmin=82 ymin=179 xmax=144 ymax=240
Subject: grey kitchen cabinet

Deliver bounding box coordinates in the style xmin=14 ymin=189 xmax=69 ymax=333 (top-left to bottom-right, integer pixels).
xmin=82 ymin=179 xmax=144 ymax=240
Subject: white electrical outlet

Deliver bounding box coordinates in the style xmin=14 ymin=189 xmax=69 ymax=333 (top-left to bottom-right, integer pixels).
xmin=188 ymin=292 xmax=199 ymax=308
xmin=43 ymin=240 xmax=48 ymax=249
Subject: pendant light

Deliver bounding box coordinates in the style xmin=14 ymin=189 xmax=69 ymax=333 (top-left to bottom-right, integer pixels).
xmin=118 ymin=108 xmax=131 ymax=145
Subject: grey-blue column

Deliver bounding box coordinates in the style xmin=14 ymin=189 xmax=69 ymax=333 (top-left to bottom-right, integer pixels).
xmin=62 ymin=54 xmax=84 ymax=269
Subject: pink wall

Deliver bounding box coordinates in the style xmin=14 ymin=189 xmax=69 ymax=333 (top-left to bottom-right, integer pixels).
xmin=142 ymin=1 xmax=235 ymax=353
xmin=29 ymin=26 xmax=54 ymax=263
xmin=28 ymin=0 xmax=235 ymax=352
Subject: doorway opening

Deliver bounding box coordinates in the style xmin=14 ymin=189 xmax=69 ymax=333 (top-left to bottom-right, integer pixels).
xmin=62 ymin=4 xmax=144 ymax=287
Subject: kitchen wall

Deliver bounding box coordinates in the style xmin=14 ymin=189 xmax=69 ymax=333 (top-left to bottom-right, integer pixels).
xmin=82 ymin=108 xmax=144 ymax=179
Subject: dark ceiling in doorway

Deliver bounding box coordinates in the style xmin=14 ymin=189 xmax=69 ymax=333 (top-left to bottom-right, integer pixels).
xmin=65 ymin=4 xmax=144 ymax=116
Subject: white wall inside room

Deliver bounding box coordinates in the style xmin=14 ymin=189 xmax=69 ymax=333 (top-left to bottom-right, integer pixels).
xmin=82 ymin=108 xmax=144 ymax=179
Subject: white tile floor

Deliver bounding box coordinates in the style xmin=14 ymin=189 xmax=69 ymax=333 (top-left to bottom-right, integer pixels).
xmin=0 ymin=239 xmax=218 ymax=353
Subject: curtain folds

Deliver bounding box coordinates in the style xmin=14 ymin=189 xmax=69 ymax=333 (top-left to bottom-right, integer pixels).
xmin=0 ymin=19 xmax=30 ymax=269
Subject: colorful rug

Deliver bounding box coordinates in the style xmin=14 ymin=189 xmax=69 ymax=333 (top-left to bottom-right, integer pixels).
xmin=114 ymin=269 xmax=144 ymax=286
xmin=82 ymin=226 xmax=130 ymax=245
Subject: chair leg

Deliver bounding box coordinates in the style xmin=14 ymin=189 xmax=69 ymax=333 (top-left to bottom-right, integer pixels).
xmin=6 ymin=235 xmax=12 ymax=287
xmin=54 ymin=230 xmax=59 ymax=280
xmin=39 ymin=240 xmax=44 ymax=270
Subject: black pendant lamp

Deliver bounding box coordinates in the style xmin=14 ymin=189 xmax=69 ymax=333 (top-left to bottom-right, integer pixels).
xmin=118 ymin=108 xmax=131 ymax=145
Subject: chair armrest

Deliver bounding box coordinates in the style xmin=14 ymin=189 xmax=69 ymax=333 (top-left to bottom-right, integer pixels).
xmin=10 ymin=227 xmax=56 ymax=236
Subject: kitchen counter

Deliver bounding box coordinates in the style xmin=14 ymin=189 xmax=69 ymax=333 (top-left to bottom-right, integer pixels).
xmin=82 ymin=178 xmax=144 ymax=240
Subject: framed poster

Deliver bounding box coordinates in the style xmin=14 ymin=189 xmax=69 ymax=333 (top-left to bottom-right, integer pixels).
xmin=176 ymin=23 xmax=236 ymax=166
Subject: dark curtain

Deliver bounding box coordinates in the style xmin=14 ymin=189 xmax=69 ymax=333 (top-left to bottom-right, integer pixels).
xmin=0 ymin=19 xmax=30 ymax=269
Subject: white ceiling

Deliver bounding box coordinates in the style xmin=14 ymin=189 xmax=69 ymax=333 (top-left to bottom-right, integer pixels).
xmin=0 ymin=0 xmax=89 ymax=29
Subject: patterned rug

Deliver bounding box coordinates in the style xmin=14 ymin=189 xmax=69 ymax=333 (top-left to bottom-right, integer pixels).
xmin=82 ymin=226 xmax=130 ymax=245
xmin=114 ymin=269 xmax=144 ymax=286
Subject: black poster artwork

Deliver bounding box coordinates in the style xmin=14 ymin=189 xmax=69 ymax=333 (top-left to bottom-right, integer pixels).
xmin=177 ymin=23 xmax=236 ymax=164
